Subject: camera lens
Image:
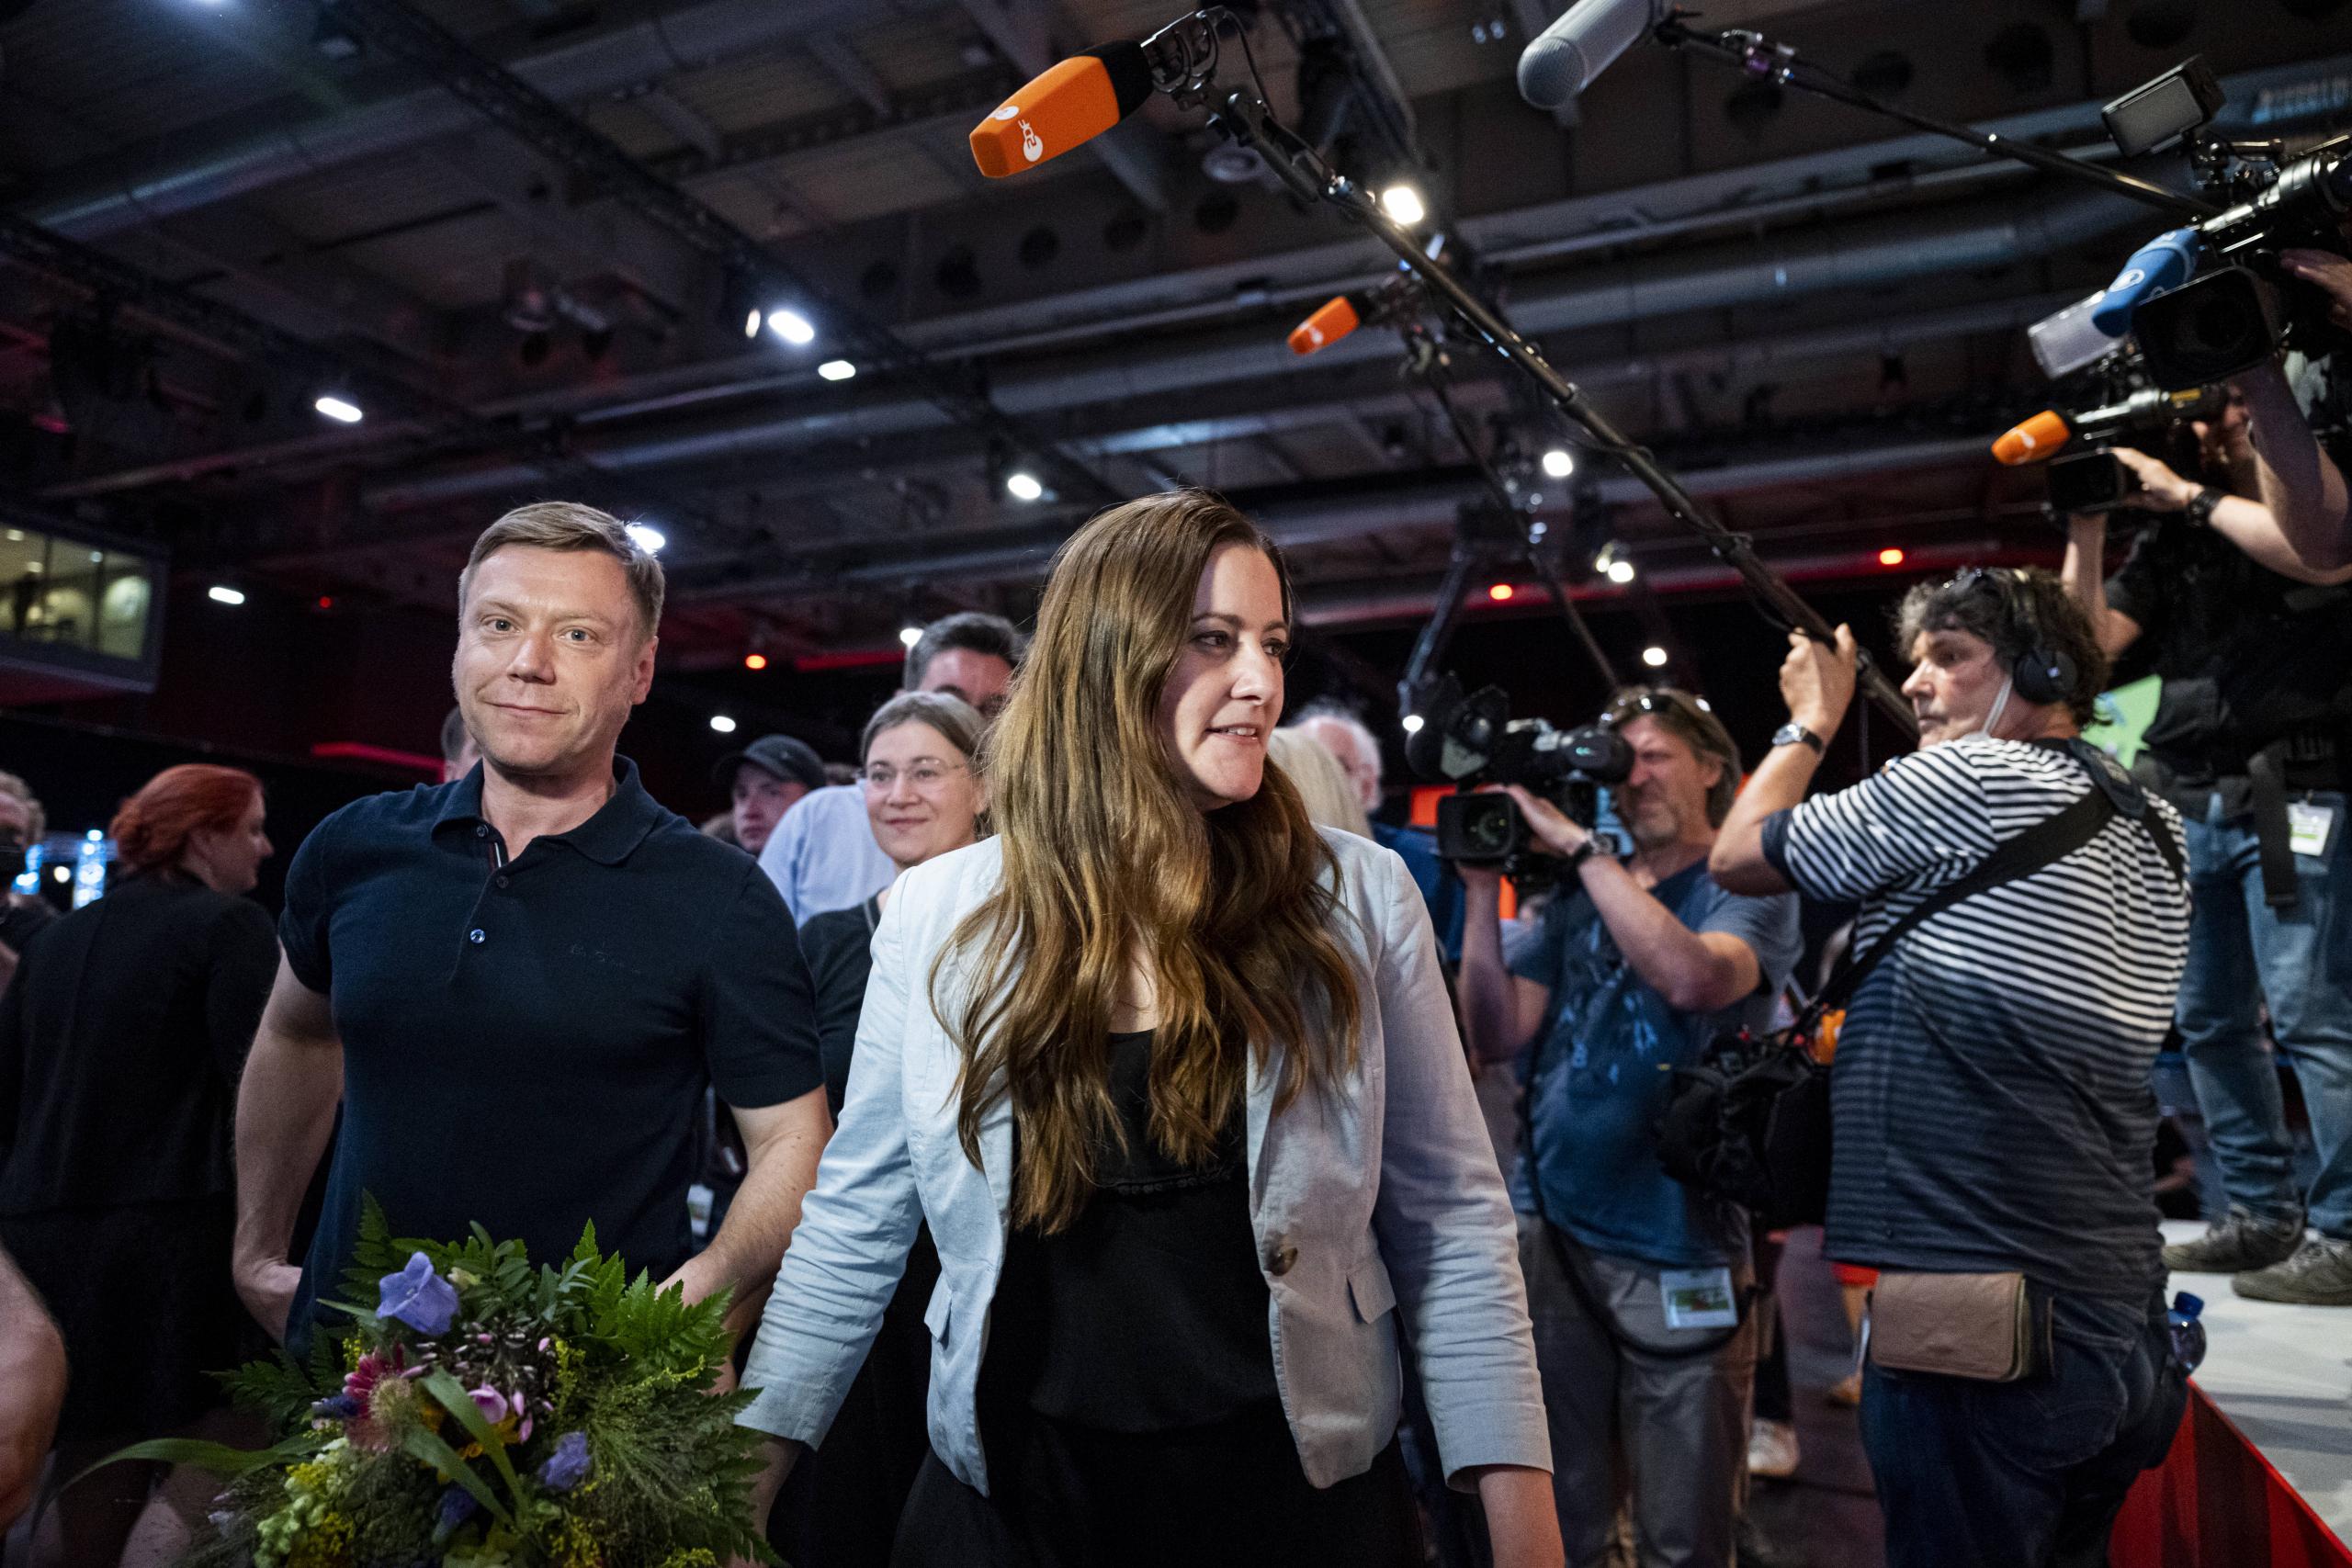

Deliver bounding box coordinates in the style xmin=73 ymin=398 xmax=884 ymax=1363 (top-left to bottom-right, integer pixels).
xmin=1467 ymin=803 xmax=1510 ymax=852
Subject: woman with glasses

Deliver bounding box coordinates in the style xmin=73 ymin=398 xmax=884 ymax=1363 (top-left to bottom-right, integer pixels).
xmin=800 ymin=692 xmax=990 ymax=1118
xmin=784 ymin=691 xmax=987 ymax=1568
xmin=737 ymin=490 xmax=1557 ymax=1568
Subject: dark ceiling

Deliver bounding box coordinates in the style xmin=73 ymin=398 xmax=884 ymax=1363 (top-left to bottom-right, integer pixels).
xmin=4 ymin=0 xmax=2351 ymax=680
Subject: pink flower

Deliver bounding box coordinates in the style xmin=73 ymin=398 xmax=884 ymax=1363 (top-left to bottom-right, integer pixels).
xmin=345 ymin=1345 xmax=409 ymax=1407
xmin=468 ymin=1386 xmax=509 ymax=1425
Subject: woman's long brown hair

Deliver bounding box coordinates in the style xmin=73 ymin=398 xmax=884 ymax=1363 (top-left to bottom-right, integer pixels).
xmin=934 ymin=491 xmax=1364 ymax=1232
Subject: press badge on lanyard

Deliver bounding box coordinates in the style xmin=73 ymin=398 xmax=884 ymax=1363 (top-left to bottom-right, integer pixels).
xmin=1661 ymin=1268 xmax=1740 ymax=1331
xmin=2288 ymin=800 xmax=2335 ymax=859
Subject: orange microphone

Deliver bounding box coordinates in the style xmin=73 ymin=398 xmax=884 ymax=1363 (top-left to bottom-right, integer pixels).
xmin=1992 ymin=410 xmax=2071 ymax=466
xmin=1288 ymin=295 xmax=1365 ymax=355
xmin=1991 ymin=385 xmax=2222 ymax=466
xmin=970 ymin=43 xmax=1156 ymax=178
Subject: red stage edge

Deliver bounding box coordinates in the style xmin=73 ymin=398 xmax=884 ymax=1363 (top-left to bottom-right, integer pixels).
xmin=2112 ymin=1383 xmax=2352 ymax=1568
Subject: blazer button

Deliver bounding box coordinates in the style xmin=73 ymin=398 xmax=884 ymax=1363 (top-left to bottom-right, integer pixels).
xmin=1268 ymin=1243 xmax=1299 ymax=1277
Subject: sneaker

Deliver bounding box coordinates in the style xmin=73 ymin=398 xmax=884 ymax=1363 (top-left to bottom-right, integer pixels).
xmin=1747 ymin=1417 xmax=1800 ymax=1480
xmin=2232 ymin=1236 xmax=2352 ymax=1306
xmin=2162 ymin=1207 xmax=2304 ymax=1274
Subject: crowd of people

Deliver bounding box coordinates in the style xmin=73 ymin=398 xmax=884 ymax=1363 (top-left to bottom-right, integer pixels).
xmin=0 ymin=322 xmax=2346 ymax=1568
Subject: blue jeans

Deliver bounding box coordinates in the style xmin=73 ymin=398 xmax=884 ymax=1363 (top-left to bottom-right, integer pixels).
xmin=1860 ymin=1293 xmax=2186 ymax=1568
xmin=2175 ymin=789 xmax=2352 ymax=1240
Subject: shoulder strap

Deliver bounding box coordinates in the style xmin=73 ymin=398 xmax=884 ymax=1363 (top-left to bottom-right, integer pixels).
xmin=1805 ymin=780 xmax=2116 ymax=1026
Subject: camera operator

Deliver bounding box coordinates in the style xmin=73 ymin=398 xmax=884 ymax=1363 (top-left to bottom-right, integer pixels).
xmin=1457 ymin=688 xmax=1799 ymax=1568
xmin=2060 ymin=396 xmax=2352 ymax=1307
xmin=1712 ymin=571 xmax=2191 ymax=1568
xmin=2229 ymin=244 xmax=2352 ymax=571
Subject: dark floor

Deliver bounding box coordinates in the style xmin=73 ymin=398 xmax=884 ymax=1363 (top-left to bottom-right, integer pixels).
xmin=1744 ymin=1226 xmax=1887 ymax=1568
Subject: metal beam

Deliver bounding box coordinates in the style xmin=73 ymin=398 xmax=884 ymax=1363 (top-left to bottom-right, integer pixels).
xmin=667 ymin=431 xmax=1996 ymax=606
xmin=804 ymin=30 xmax=895 ymax=118
xmin=17 ymin=0 xmax=885 ymax=242
xmin=320 ymin=0 xmax=1123 ymax=509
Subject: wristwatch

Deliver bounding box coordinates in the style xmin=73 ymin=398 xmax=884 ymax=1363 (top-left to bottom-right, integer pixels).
xmin=2184 ymin=486 xmax=2222 ymax=529
xmin=1565 ymin=837 xmax=1606 ymax=872
xmin=1770 ymin=721 xmax=1826 ymax=755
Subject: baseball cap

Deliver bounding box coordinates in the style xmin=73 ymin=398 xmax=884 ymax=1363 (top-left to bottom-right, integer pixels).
xmin=711 ymin=734 xmax=826 ymax=791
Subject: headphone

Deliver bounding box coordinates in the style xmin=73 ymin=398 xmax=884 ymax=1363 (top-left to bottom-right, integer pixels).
xmin=1953 ymin=567 xmax=2076 ymax=706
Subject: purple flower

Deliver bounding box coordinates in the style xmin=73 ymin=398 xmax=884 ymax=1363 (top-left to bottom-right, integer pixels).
xmin=433 ymin=1484 xmax=478 ymax=1542
xmin=378 ymin=1252 xmax=458 ymax=1337
xmin=536 ymin=1431 xmax=591 ymax=1493
xmin=467 ymin=1385 xmax=509 ymax=1426
xmin=310 ymin=1393 xmax=362 ymax=1419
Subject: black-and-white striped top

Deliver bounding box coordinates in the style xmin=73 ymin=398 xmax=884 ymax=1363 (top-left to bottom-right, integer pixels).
xmin=1760 ymin=736 xmax=2191 ymax=1301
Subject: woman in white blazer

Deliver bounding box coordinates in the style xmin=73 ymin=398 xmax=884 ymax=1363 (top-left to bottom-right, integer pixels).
xmin=736 ymin=491 xmax=1558 ymax=1567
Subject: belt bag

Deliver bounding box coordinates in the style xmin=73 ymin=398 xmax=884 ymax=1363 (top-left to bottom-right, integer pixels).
xmin=1868 ymin=1270 xmax=2052 ymax=1382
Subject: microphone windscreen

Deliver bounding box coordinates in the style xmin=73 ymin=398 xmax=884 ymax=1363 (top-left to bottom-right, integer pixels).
xmin=1992 ymin=411 xmax=2071 ymax=466
xmin=2089 ymin=228 xmax=2201 ymax=338
xmin=1287 ymin=295 xmax=1363 ymax=355
xmin=1518 ymin=0 xmax=1660 ymax=108
xmin=971 ymin=47 xmax=1145 ymax=178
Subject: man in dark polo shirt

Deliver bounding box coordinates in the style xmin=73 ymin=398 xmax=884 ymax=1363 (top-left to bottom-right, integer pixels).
xmin=232 ymin=502 xmax=831 ymax=1350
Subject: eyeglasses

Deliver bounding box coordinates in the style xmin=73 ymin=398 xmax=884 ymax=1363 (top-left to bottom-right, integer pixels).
xmin=861 ymin=761 xmax=969 ymax=793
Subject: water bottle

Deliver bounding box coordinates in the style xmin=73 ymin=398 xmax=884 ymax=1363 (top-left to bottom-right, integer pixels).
xmin=2167 ymin=1291 xmax=2207 ymax=1375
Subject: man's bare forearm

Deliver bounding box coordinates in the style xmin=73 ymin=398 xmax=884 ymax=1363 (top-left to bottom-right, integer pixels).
xmin=1455 ymin=875 xmax=1524 ymax=1066
xmin=232 ymin=1020 xmax=343 ymax=1275
xmin=1575 ymin=857 xmax=1752 ymax=1011
xmin=675 ymin=1090 xmax=829 ymax=1328
xmin=0 ymin=1245 xmax=65 ymax=1530
xmin=2240 ymin=360 xmax=2352 ymax=570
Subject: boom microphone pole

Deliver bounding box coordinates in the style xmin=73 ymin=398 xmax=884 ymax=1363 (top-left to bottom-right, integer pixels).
xmin=967 ymin=8 xmax=1917 ymax=737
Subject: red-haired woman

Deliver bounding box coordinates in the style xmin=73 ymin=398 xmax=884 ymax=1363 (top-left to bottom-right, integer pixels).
xmin=0 ymin=764 xmax=277 ymax=1567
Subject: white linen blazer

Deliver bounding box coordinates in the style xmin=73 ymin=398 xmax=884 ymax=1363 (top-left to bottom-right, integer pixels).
xmin=738 ymin=828 xmax=1550 ymax=1494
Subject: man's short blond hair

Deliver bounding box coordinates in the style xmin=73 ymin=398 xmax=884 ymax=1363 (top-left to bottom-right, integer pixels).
xmin=0 ymin=770 xmax=42 ymax=842
xmin=458 ymin=502 xmax=664 ymax=640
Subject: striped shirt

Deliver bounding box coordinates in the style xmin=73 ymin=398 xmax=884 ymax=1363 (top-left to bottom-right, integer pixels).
xmin=1760 ymin=737 xmax=2190 ymax=1300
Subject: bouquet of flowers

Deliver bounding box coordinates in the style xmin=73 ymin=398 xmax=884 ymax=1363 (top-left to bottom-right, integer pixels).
xmin=107 ymin=1198 xmax=775 ymax=1568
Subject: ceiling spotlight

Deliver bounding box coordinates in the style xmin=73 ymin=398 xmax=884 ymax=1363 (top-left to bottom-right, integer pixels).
xmin=1380 ymin=184 xmax=1427 ymax=226
xmin=207 ymin=584 xmax=246 ymax=605
xmin=817 ymin=359 xmax=857 ymax=381
xmin=1606 ymin=558 xmax=1637 ymax=585
xmin=1401 ymin=714 xmax=1425 ymax=734
xmin=52 ymin=863 xmax=71 ymax=884
xmin=709 ymin=715 xmax=738 ymax=734
xmin=743 ymin=652 xmax=769 ymax=671
xmin=1487 ymin=583 xmax=1515 ymax=602
xmin=1541 ymin=447 xmax=1576 ymax=479
xmin=312 ymin=393 xmax=363 ymax=424
xmin=1879 ymin=547 xmax=1907 ymax=567
xmin=765 ymin=308 xmax=817 ymax=345
xmin=624 ymin=523 xmax=667 ymax=555
xmin=1004 ymin=470 xmax=1045 ymax=502
xmin=743 ymin=309 xmax=763 ymax=339
xmin=899 ymin=625 xmax=924 ymax=648
xmin=1642 ymin=645 xmax=1669 ymax=668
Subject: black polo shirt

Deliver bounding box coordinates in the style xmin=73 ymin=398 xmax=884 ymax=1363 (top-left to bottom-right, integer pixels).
xmin=278 ymin=757 xmax=821 ymax=1341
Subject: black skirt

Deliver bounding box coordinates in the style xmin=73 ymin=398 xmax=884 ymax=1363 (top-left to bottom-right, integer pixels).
xmin=890 ymin=1397 xmax=1423 ymax=1568
xmin=1 ymin=1196 xmax=252 ymax=1444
